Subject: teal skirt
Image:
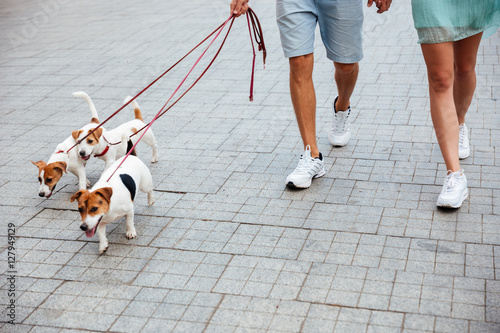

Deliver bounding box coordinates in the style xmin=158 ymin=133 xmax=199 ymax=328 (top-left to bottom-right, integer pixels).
xmin=411 ymin=0 xmax=500 ymax=43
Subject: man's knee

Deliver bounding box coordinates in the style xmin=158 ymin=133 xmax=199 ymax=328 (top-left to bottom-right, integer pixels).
xmin=290 ymin=54 xmax=314 ymax=79
xmin=334 ymin=62 xmax=358 ymax=75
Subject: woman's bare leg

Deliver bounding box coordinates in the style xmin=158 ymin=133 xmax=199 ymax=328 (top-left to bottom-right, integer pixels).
xmin=421 ymin=42 xmax=461 ymax=172
xmin=453 ymin=32 xmax=483 ymax=124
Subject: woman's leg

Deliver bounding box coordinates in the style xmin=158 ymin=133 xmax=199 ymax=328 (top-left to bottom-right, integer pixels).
xmin=453 ymin=32 xmax=483 ymax=124
xmin=421 ymin=42 xmax=461 ymax=172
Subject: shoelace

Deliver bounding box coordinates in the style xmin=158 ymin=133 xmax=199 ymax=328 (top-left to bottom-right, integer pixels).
xmin=459 ymin=127 xmax=468 ymax=147
xmin=294 ymin=155 xmax=314 ymax=174
xmin=443 ymin=172 xmax=459 ymax=193
xmin=334 ymin=111 xmax=350 ymax=133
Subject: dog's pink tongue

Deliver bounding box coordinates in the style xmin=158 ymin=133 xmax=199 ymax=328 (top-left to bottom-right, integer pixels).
xmin=85 ymin=225 xmax=97 ymax=238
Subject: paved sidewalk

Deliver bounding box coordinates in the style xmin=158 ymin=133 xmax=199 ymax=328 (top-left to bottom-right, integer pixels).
xmin=1 ymin=0 xmax=500 ymax=332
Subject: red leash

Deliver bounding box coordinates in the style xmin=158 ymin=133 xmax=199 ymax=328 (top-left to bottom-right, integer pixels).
xmin=61 ymin=9 xmax=266 ymax=183
xmin=66 ymin=18 xmax=232 ymax=153
xmin=107 ymin=13 xmax=242 ymax=181
xmin=69 ymin=9 xmax=266 ymax=153
xmin=129 ymin=8 xmax=266 ymax=139
xmin=246 ymin=8 xmax=266 ymax=101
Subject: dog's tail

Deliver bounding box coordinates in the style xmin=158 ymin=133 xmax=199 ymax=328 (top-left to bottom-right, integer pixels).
xmin=118 ymin=132 xmax=137 ymax=157
xmin=123 ymin=96 xmax=143 ymax=121
xmin=127 ymin=128 xmax=138 ymax=156
xmin=73 ymin=91 xmax=99 ymax=123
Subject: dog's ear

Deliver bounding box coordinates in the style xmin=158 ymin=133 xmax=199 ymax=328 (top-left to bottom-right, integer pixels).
xmin=70 ymin=189 xmax=88 ymax=203
xmin=31 ymin=160 xmax=46 ymax=170
xmin=90 ymin=117 xmax=99 ymax=124
xmin=53 ymin=161 xmax=67 ymax=174
xmin=95 ymin=187 xmax=113 ymax=204
xmin=72 ymin=130 xmax=83 ymax=141
xmin=90 ymin=127 xmax=103 ymax=139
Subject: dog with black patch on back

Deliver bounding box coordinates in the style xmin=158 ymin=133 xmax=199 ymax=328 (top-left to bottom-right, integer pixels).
xmin=32 ymin=91 xmax=102 ymax=198
xmin=74 ymin=96 xmax=159 ymax=171
xmin=70 ymin=155 xmax=155 ymax=253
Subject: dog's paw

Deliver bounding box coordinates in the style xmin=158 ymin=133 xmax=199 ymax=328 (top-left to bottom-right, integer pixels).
xmin=99 ymin=244 xmax=109 ymax=254
xmin=126 ymin=229 xmax=137 ymax=239
xmin=86 ymin=179 xmax=91 ymax=188
xmin=148 ymin=192 xmax=156 ymax=207
xmin=150 ymin=156 xmax=158 ymax=163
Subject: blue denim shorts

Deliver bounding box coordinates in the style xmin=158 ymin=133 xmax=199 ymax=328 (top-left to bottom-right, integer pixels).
xmin=276 ymin=0 xmax=364 ymax=63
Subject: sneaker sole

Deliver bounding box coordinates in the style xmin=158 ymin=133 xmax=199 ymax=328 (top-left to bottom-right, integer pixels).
xmin=459 ymin=150 xmax=470 ymax=160
xmin=329 ymin=132 xmax=350 ymax=147
xmin=436 ymin=188 xmax=469 ymax=208
xmin=286 ymin=170 xmax=326 ymax=189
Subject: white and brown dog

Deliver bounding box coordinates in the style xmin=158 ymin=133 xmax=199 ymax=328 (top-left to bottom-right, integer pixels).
xmin=74 ymin=96 xmax=159 ymax=171
xmin=32 ymin=91 xmax=101 ymax=198
xmin=70 ymin=155 xmax=155 ymax=253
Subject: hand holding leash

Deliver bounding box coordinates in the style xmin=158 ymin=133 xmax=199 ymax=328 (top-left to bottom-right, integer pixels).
xmin=230 ymin=0 xmax=249 ymax=17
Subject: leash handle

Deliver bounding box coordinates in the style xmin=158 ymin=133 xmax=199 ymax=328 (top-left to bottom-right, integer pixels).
xmin=246 ymin=12 xmax=256 ymax=101
xmin=107 ymin=14 xmax=236 ymax=181
xmin=247 ymin=8 xmax=266 ymax=65
xmin=246 ymin=7 xmax=267 ymax=101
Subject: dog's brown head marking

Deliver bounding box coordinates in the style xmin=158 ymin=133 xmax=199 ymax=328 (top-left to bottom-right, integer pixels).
xmin=71 ymin=189 xmax=89 ymax=221
xmin=32 ymin=160 xmax=67 ymax=188
xmin=71 ymin=187 xmax=112 ymax=221
xmin=85 ymin=128 xmax=103 ymax=146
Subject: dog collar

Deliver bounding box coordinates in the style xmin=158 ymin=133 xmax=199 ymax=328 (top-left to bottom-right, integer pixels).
xmin=94 ymin=146 xmax=109 ymax=157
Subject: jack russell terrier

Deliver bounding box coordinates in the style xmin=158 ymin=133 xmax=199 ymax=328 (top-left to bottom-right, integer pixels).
xmin=71 ymin=155 xmax=155 ymax=253
xmin=32 ymin=91 xmax=102 ymax=198
xmin=74 ymin=96 xmax=159 ymax=171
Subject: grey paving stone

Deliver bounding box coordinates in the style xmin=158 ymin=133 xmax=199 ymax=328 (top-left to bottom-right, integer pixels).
xmin=3 ymin=0 xmax=500 ymax=331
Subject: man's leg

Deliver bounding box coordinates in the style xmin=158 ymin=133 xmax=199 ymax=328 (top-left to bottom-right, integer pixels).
xmin=316 ymin=0 xmax=363 ymax=147
xmin=328 ymin=62 xmax=359 ymax=146
xmin=289 ymin=53 xmax=319 ymax=158
xmin=286 ymin=52 xmax=325 ymax=189
xmin=334 ymin=62 xmax=359 ymax=111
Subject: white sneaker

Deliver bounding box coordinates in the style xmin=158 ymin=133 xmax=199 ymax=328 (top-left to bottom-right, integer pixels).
xmin=436 ymin=169 xmax=468 ymax=208
xmin=329 ymin=97 xmax=351 ymax=147
xmin=286 ymin=145 xmax=325 ymax=189
xmin=458 ymin=123 xmax=470 ymax=159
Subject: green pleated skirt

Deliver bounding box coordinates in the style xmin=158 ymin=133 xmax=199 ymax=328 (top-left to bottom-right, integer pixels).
xmin=411 ymin=0 xmax=500 ymax=44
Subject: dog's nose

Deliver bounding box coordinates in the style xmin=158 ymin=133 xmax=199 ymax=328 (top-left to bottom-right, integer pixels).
xmin=38 ymin=192 xmax=45 ymax=197
xmin=80 ymin=223 xmax=88 ymax=231
xmin=79 ymin=151 xmax=86 ymax=157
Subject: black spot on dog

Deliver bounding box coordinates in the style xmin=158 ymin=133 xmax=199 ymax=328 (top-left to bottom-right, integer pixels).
xmin=127 ymin=140 xmax=137 ymax=156
xmin=119 ymin=174 xmax=136 ymax=201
